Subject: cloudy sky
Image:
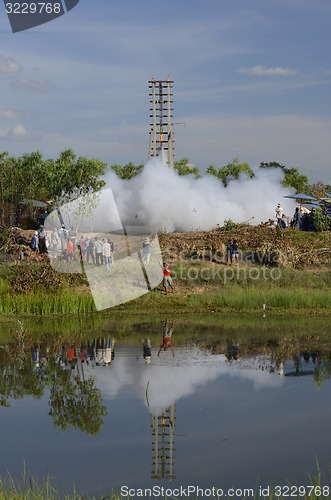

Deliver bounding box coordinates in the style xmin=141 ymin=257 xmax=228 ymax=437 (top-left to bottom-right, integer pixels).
xmin=0 ymin=0 xmax=330 ymax=182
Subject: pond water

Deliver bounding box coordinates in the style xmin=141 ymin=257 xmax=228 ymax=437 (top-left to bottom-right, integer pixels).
xmin=1 ymin=317 xmax=331 ymax=497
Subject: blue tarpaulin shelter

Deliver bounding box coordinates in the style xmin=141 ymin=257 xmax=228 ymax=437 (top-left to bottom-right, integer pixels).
xmin=284 ymin=194 xmax=318 ymax=209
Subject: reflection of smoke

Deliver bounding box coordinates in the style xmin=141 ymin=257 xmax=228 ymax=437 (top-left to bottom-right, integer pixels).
xmin=87 ymin=351 xmax=284 ymax=415
xmin=105 ymin=158 xmax=295 ymax=232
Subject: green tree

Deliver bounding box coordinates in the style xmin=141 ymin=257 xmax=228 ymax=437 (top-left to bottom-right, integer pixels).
xmin=306 ymin=181 xmax=326 ymax=199
xmin=0 ymin=343 xmax=46 ymax=407
xmin=259 ymin=161 xmax=286 ymax=170
xmin=207 ymin=158 xmax=254 ymax=187
xmin=48 ymin=149 xmax=106 ymax=205
xmin=312 ymin=207 xmax=331 ymax=232
xmin=174 ymin=158 xmax=201 ymax=179
xmin=110 ymin=162 xmax=144 ymax=179
xmin=49 ymin=365 xmax=107 ymax=435
xmin=0 ymin=149 xmax=107 ymax=226
xmin=282 ymin=167 xmax=309 ymax=193
xmin=259 ymin=162 xmax=310 ymax=193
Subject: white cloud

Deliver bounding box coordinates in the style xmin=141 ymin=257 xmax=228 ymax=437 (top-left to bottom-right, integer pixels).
xmin=0 ymin=54 xmax=22 ymax=75
xmin=0 ymin=107 xmax=18 ymax=119
xmin=10 ymin=124 xmax=28 ymax=136
xmin=0 ymin=124 xmax=28 ymax=138
xmin=11 ymin=78 xmax=55 ymax=91
xmin=237 ymin=65 xmax=298 ymax=77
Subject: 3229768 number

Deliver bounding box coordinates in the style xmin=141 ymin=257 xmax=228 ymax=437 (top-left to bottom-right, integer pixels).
xmin=6 ymin=3 xmax=62 ymax=14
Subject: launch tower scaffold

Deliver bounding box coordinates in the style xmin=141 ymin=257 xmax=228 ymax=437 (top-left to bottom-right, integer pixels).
xmin=148 ymin=78 xmax=174 ymax=168
xmin=151 ymin=404 xmax=176 ymax=480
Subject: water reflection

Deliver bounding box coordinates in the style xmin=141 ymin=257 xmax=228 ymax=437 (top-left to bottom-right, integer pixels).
xmin=1 ymin=321 xmax=331 ymax=494
xmin=2 ymin=329 xmax=331 ymax=423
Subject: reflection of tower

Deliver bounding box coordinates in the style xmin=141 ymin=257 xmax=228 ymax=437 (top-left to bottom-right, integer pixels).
xmin=148 ymin=78 xmax=174 ymax=168
xmin=151 ymin=404 xmax=176 ymax=480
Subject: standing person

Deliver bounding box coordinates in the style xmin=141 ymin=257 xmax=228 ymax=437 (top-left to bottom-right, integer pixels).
xmin=293 ymin=207 xmax=301 ymax=229
xmin=109 ymin=239 xmax=115 ymax=264
xmin=38 ymin=225 xmax=47 ymax=253
xmin=275 ymin=203 xmax=283 ymax=226
xmin=225 ymin=241 xmax=233 ymax=265
xmin=159 ymin=257 xmax=174 ymax=295
xmin=86 ymin=238 xmax=95 ymax=264
xmin=94 ymin=236 xmax=103 ymax=266
xmin=50 ymin=229 xmax=60 ymax=261
xmin=58 ymin=225 xmax=68 ymax=258
xmin=158 ymin=320 xmax=175 ymax=357
xmin=102 ymin=239 xmax=112 ymax=270
xmin=17 ymin=244 xmax=25 ymax=264
xmin=66 ymin=239 xmax=74 ymax=262
xmin=78 ymin=235 xmax=86 ymax=262
xmin=232 ymin=240 xmax=239 ymax=263
xmin=30 ymin=231 xmax=39 ymax=254
xmin=141 ymin=237 xmax=151 ymax=264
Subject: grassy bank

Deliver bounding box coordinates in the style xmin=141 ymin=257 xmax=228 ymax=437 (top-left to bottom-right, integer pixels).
xmin=0 ymin=261 xmax=330 ymax=317
xmin=1 ymin=282 xmax=331 ymax=316
xmin=0 ymin=467 xmax=329 ymax=500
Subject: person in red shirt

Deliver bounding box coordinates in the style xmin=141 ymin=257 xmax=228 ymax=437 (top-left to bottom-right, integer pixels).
xmin=158 ymin=320 xmax=175 ymax=356
xmin=67 ymin=239 xmax=74 ymax=262
xmin=159 ymin=257 xmax=174 ymax=295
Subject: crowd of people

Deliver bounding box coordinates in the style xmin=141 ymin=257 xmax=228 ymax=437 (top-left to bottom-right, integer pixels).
xmin=27 ymin=224 xmax=117 ymax=269
xmin=275 ymin=202 xmax=329 ymax=231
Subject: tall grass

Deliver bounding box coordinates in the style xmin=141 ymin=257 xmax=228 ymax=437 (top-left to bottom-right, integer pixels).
xmin=0 ymin=470 xmax=122 ymax=500
xmin=0 ymin=289 xmax=95 ymax=316
xmin=0 ymin=465 xmax=329 ymax=500
xmin=0 ymin=262 xmax=330 ymax=316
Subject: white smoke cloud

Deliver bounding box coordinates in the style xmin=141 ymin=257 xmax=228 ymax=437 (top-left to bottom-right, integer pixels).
xmin=105 ymin=157 xmax=296 ymax=232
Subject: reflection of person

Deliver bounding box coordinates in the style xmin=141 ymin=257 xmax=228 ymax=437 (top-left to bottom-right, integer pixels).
xmin=67 ymin=345 xmax=77 ymax=369
xmin=158 ymin=320 xmax=175 ymax=356
xmin=142 ymin=339 xmax=152 ymax=364
xmin=226 ymin=340 xmax=240 ymax=361
xmin=95 ymin=338 xmax=114 ymax=366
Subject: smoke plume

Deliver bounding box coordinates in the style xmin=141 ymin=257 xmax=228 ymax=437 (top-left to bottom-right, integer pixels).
xmin=105 ymin=157 xmax=295 ymax=232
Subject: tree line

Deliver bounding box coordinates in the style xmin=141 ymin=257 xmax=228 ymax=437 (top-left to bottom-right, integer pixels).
xmin=0 ymin=149 xmax=106 ymax=226
xmin=1 ymin=149 xmax=330 ymax=228
xmin=110 ymin=157 xmax=331 ymax=199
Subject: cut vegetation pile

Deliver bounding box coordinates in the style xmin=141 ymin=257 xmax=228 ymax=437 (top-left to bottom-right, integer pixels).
xmin=159 ymin=224 xmax=331 ymax=268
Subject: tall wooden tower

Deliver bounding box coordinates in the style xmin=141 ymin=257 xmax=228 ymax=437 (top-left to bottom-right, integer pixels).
xmin=151 ymin=404 xmax=176 ymax=480
xmin=148 ymin=78 xmax=174 ymax=168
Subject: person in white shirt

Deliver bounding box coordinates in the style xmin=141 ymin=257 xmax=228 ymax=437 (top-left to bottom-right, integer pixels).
xmin=102 ymin=239 xmax=112 ymax=270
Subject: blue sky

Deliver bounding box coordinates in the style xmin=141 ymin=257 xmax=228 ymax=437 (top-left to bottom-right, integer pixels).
xmin=0 ymin=0 xmax=331 ymax=182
